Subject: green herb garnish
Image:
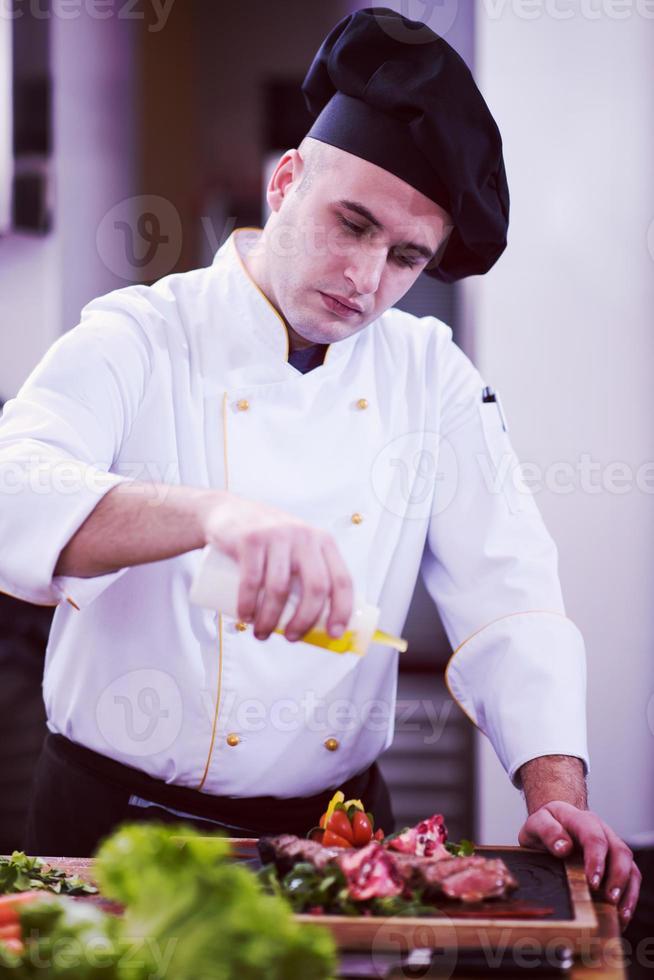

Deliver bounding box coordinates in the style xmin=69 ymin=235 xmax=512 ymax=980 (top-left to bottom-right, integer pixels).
xmin=0 ymin=852 xmax=97 ymax=896
xmin=445 ymin=839 xmax=475 ymax=857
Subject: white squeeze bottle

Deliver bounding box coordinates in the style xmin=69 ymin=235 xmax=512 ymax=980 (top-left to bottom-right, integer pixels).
xmin=189 ymin=546 xmax=408 ymax=657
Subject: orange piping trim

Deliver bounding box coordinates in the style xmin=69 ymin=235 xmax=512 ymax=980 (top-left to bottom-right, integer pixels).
xmin=0 ymin=587 xmax=57 ymax=608
xmin=231 ymin=226 xmax=335 ymax=365
xmin=443 ymin=670 xmax=480 ymax=730
xmin=232 ymin=227 xmax=289 ymax=362
xmin=197 ymin=392 xmax=231 ymax=790
xmin=197 ymin=613 xmax=225 ymax=790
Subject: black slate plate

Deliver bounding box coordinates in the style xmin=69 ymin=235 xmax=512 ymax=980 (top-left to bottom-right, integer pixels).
xmin=458 ymin=848 xmax=573 ymax=920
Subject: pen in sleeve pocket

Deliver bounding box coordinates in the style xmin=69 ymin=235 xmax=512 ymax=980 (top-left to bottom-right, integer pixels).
xmin=482 ymin=385 xmax=508 ymax=432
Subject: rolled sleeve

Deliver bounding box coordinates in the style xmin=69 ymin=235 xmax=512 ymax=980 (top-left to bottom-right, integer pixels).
xmin=421 ymin=336 xmax=589 ymax=785
xmin=445 ymin=611 xmax=588 ymax=785
xmin=0 ymin=300 xmax=152 ymax=605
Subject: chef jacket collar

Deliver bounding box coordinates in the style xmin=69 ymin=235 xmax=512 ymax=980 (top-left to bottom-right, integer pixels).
xmin=214 ymin=228 xmax=362 ymax=377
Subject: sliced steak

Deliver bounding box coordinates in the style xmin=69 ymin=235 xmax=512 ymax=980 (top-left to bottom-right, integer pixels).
xmin=442 ymin=860 xmax=518 ymax=902
xmin=391 ymin=853 xmax=475 ymax=887
xmin=338 ymin=842 xmax=404 ymax=900
xmin=257 ymin=834 xmax=343 ymax=876
xmin=392 ymin=853 xmax=518 ymax=902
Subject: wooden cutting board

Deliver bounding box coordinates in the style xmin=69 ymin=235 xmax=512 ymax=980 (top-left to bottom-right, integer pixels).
xmin=44 ymin=841 xmax=599 ymax=953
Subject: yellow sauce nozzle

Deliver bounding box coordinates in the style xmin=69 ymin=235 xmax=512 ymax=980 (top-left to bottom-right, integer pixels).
xmin=372 ymin=629 xmax=409 ymax=653
xmin=272 ymin=625 xmax=408 ymax=655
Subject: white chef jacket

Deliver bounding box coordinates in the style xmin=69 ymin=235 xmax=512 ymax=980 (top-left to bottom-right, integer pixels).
xmin=0 ymin=228 xmax=589 ymax=798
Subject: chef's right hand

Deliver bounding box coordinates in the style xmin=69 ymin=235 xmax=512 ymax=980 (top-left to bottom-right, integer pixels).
xmin=202 ymin=492 xmax=353 ymax=642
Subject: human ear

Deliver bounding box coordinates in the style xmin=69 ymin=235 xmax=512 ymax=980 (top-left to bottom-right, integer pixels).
xmin=266 ymin=149 xmax=304 ymax=212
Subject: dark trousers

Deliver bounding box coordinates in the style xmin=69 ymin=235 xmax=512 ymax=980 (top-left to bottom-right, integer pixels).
xmin=24 ymin=734 xmax=394 ymax=857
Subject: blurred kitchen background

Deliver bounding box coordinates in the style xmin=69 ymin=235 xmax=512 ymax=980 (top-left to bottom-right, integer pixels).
xmin=0 ymin=0 xmax=652 ymax=907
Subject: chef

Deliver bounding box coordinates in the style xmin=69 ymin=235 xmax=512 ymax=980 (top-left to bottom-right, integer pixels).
xmin=0 ymin=8 xmax=639 ymax=923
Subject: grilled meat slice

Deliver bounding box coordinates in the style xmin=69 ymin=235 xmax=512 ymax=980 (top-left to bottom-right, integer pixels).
xmin=392 ymin=853 xmax=518 ymax=902
xmin=338 ymin=842 xmax=404 ymax=900
xmin=442 ymin=860 xmax=518 ymax=902
xmin=257 ymin=834 xmax=342 ymax=876
xmin=392 ymin=852 xmax=459 ymax=885
xmin=392 ymin=853 xmax=480 ymax=882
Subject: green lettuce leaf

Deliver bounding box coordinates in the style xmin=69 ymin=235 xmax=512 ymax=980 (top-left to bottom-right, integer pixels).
xmin=93 ymin=824 xmax=336 ymax=980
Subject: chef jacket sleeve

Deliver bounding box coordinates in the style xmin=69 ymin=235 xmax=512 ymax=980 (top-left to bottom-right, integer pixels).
xmin=0 ymin=297 xmax=153 ymax=608
xmin=421 ymin=332 xmax=589 ymax=787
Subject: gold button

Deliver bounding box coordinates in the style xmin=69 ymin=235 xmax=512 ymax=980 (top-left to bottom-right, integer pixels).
xmin=356 ymin=398 xmax=369 ymax=410
xmin=236 ymin=399 xmax=250 ymax=412
xmin=235 ymin=621 xmax=248 ymax=632
xmin=350 ymin=512 xmax=363 ymax=525
xmin=324 ymin=737 xmax=340 ymax=752
xmin=226 ymin=733 xmax=240 ymax=747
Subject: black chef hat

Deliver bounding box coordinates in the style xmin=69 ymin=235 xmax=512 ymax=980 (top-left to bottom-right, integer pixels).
xmin=301 ymin=7 xmax=509 ymax=282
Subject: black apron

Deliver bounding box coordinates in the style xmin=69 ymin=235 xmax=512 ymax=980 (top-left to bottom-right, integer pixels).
xmin=24 ymin=733 xmax=394 ymax=857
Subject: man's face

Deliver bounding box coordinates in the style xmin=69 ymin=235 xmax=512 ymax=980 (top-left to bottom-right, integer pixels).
xmin=259 ymin=141 xmax=453 ymax=349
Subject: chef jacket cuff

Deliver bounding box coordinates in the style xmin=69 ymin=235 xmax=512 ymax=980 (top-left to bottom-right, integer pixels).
xmin=49 ymin=469 xmax=134 ymax=610
xmin=51 ymin=567 xmax=129 ymax=611
xmin=444 ymin=610 xmax=590 ymax=787
xmin=0 ymin=464 xmax=132 ymax=607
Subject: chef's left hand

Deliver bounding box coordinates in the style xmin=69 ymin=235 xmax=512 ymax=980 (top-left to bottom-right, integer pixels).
xmin=518 ymin=800 xmax=641 ymax=930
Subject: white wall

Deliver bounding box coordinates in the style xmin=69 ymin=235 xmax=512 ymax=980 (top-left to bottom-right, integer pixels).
xmin=472 ymin=0 xmax=654 ymax=842
xmin=0 ymin=9 xmax=139 ymax=401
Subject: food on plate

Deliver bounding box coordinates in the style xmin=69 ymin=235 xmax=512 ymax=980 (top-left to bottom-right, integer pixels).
xmin=258 ymin=808 xmax=518 ymax=915
xmin=258 ymin=832 xmax=516 ymax=905
xmin=438 ymin=857 xmax=518 ymax=903
xmin=392 ymin=853 xmax=518 ymax=902
xmin=337 ymin=842 xmax=404 ymax=901
xmin=258 ymin=835 xmax=345 ymax=876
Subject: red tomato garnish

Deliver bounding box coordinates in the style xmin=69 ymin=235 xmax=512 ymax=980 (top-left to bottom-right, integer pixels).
xmin=322 ymin=828 xmax=352 ymax=848
xmin=351 ymin=810 xmax=373 ymax=846
xmin=319 ymin=812 xmax=328 ymax=830
xmin=326 ymin=809 xmax=355 ymax=844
